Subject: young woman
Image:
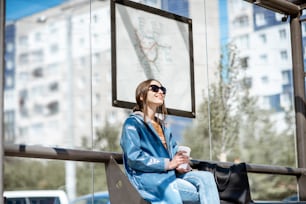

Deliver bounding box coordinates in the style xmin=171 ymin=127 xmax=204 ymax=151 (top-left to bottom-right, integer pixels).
xmin=120 ymin=79 xmax=220 ymax=204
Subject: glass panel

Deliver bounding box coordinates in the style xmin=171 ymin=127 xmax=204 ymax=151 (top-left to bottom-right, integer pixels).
xmin=5 ymin=0 xmax=93 ymax=149
xmin=4 ymin=158 xmax=69 ymax=199
xmin=4 ymin=158 xmax=110 ymax=203
xmin=4 ymin=0 xmax=301 ymax=202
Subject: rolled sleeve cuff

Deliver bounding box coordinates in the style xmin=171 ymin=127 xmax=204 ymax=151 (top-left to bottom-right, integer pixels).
xmin=165 ymin=158 xmax=170 ymax=170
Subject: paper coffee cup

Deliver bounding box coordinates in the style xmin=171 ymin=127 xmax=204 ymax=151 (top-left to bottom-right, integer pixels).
xmin=178 ymin=146 xmax=191 ymax=169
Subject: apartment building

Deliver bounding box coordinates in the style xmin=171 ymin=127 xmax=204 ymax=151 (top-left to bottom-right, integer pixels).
xmin=4 ymin=0 xmax=220 ymax=147
xmin=226 ymin=0 xmax=302 ymax=112
xmin=5 ymin=0 xmax=128 ymax=148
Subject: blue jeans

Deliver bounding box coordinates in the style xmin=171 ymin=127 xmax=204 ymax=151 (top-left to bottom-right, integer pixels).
xmin=177 ymin=170 xmax=220 ymax=204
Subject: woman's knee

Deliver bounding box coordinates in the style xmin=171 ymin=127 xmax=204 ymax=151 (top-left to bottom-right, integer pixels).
xmin=187 ymin=170 xmax=216 ymax=184
xmin=175 ymin=178 xmax=199 ymax=202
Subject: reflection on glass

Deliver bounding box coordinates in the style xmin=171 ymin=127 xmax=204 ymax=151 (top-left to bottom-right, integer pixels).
xmin=4 ymin=0 xmax=128 ymax=149
xmin=3 ymin=0 xmax=300 ymax=201
xmin=4 ymin=158 xmax=109 ymax=202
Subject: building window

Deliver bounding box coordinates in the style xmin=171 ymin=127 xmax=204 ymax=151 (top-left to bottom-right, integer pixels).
xmin=35 ymin=32 xmax=42 ymax=42
xmin=19 ymin=35 xmax=28 ymax=46
xmin=4 ymin=110 xmax=15 ymax=142
xmin=49 ymin=23 xmax=58 ymax=34
xmin=92 ymin=53 xmax=101 ymax=65
xmin=31 ymin=86 xmax=44 ymax=98
xmin=244 ymin=77 xmax=252 ymax=89
xmin=4 ymin=92 xmax=13 ymax=109
xmin=282 ymin=70 xmax=292 ymax=85
xmin=261 ymin=76 xmax=269 ymax=84
xmin=79 ymin=57 xmax=87 ymax=67
xmin=108 ymin=111 xmax=117 ymax=124
xmin=47 ymin=101 xmax=59 ymax=115
xmin=31 ymin=123 xmax=44 ymax=135
xmin=235 ymin=34 xmax=249 ymax=49
xmin=79 ymin=18 xmax=85 ymax=24
xmin=50 ymin=44 xmax=59 ymax=54
xmin=78 ymin=76 xmax=86 ymax=89
xmin=94 ymin=113 xmax=101 ymax=124
xmin=233 ymin=15 xmax=249 ymax=28
xmin=79 ymin=37 xmax=85 ymax=47
xmin=93 ymin=93 xmax=101 ymax=106
xmin=92 ymin=14 xmax=99 ymax=23
xmin=33 ymin=67 xmax=43 ymax=78
xmin=302 ymin=23 xmax=306 ymax=37
xmin=259 ymin=34 xmax=267 ymax=44
xmin=6 ymin=59 xmax=14 ymax=70
xmin=32 ymin=50 xmax=44 ymax=62
xmin=19 ymin=53 xmax=29 ymax=64
xmin=93 ymin=33 xmax=99 ymax=43
xmin=19 ymin=72 xmax=29 ymax=83
xmin=19 ymin=90 xmax=28 ymax=117
xmin=19 ymin=126 xmax=29 ymax=137
xmin=46 ymin=63 xmax=59 ymax=75
xmin=279 ymin=29 xmax=287 ymax=40
xmin=255 ymin=13 xmax=266 ymax=27
xmin=93 ymin=72 xmax=101 ymax=85
xmin=262 ymin=96 xmax=270 ymax=109
xmin=6 ymin=42 xmax=14 ymax=52
xmin=280 ymin=50 xmax=288 ymax=61
xmin=240 ymin=57 xmax=249 ymax=68
xmin=34 ymin=104 xmax=44 ymax=115
xmin=281 ymin=93 xmax=292 ymax=110
xmin=48 ymin=120 xmax=58 ymax=131
xmin=259 ymin=54 xmax=268 ymax=64
xmin=269 ymin=94 xmax=281 ymax=112
xmin=49 ymin=82 xmax=59 ymax=92
xmin=5 ymin=76 xmax=13 ymax=88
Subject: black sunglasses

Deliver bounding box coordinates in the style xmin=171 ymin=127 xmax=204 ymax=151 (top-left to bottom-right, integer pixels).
xmin=149 ymin=84 xmax=167 ymax=94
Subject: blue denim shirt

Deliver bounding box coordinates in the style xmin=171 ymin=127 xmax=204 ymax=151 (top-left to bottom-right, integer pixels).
xmin=120 ymin=112 xmax=180 ymax=203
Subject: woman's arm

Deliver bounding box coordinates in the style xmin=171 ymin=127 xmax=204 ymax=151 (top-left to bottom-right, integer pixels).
xmin=120 ymin=118 xmax=168 ymax=172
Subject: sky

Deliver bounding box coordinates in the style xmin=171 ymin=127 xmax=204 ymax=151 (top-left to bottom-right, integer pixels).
xmin=6 ymin=0 xmax=65 ymax=21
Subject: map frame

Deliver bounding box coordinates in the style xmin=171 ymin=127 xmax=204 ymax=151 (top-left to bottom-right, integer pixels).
xmin=111 ymin=0 xmax=195 ymax=118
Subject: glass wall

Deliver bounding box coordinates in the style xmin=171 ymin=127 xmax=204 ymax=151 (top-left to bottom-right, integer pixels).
xmin=4 ymin=0 xmax=302 ymax=202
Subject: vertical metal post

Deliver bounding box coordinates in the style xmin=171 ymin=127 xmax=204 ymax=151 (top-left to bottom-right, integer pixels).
xmin=290 ymin=12 xmax=306 ymax=200
xmin=0 ymin=0 xmax=4 ymax=202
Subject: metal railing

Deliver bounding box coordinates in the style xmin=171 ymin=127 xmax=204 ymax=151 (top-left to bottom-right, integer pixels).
xmin=4 ymin=143 xmax=306 ymax=203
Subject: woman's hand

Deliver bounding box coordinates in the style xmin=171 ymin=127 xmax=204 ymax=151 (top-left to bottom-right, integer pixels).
xmin=168 ymin=151 xmax=191 ymax=172
xmin=176 ymin=164 xmax=192 ymax=173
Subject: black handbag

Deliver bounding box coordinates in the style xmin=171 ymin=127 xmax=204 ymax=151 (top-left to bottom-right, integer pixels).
xmin=196 ymin=161 xmax=252 ymax=204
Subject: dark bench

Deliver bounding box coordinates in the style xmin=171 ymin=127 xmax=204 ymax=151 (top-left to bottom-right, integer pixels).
xmin=4 ymin=144 xmax=305 ymax=203
xmin=105 ymin=156 xmax=306 ymax=204
xmin=105 ymin=156 xmax=200 ymax=204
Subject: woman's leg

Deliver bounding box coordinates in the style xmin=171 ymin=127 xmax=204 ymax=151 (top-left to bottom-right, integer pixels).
xmin=150 ymin=177 xmax=201 ymax=204
xmin=175 ymin=178 xmax=200 ymax=203
xmin=156 ymin=179 xmax=185 ymax=204
xmin=179 ymin=171 xmax=220 ymax=204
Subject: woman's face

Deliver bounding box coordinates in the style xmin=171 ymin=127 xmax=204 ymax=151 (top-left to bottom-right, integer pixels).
xmin=146 ymin=80 xmax=166 ymax=108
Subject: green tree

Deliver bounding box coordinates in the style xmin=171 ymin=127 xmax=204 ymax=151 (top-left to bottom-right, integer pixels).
xmin=94 ymin=120 xmax=122 ymax=152
xmin=4 ymin=158 xmax=65 ymax=190
xmin=184 ymin=44 xmax=255 ymax=161
xmin=241 ymin=109 xmax=296 ymax=200
xmin=76 ymin=120 xmax=122 ymax=196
